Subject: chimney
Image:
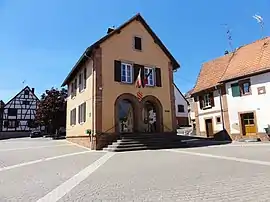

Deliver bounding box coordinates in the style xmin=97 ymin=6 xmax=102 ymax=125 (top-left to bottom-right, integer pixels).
xmin=107 ymin=27 xmax=115 ymax=34
xmin=31 ymin=88 xmax=35 ymax=94
xmin=224 ymin=50 xmax=229 ymax=55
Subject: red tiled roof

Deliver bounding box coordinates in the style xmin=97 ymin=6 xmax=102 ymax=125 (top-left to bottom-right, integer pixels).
xmin=193 ymin=37 xmax=270 ymax=94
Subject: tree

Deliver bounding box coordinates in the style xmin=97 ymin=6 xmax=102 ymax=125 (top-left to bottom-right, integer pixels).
xmin=35 ymin=88 xmax=67 ymax=134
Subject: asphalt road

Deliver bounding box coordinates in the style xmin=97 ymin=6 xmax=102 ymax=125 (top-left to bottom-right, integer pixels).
xmin=1 ymin=138 xmax=270 ymax=201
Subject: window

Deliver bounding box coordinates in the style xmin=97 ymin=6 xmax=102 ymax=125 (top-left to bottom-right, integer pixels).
xmin=203 ymin=94 xmax=211 ymax=108
xmin=144 ymin=67 xmax=155 ymax=86
xmin=71 ymin=79 xmax=77 ymax=98
xmin=177 ymin=105 xmax=185 ymax=113
xmin=70 ymin=108 xmax=76 ymax=125
xmin=231 ymin=79 xmax=251 ymax=97
xmin=8 ymin=108 xmax=17 ymax=116
xmin=240 ymin=80 xmax=251 ymax=95
xmin=22 ymin=101 xmax=30 ymax=105
xmin=78 ymin=102 xmax=86 ymax=124
xmin=79 ymin=73 xmax=83 ymax=92
xmin=216 ymin=116 xmax=221 ymax=124
xmin=121 ymin=63 xmax=133 ymax=83
xmin=7 ymin=120 xmax=18 ymax=128
xmin=199 ymin=92 xmax=214 ymax=109
xmin=134 ymin=36 xmax=142 ymax=50
xmin=24 ymin=90 xmax=29 ymax=95
xmin=83 ymin=68 xmax=87 ymax=89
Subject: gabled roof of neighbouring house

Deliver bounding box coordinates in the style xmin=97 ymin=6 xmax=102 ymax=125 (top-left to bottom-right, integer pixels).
xmin=192 ymin=37 xmax=270 ymax=94
xmin=0 ymin=100 xmax=5 ymax=108
xmin=3 ymin=86 xmax=39 ymax=107
xmin=173 ymin=83 xmax=189 ymax=105
xmin=61 ymin=13 xmax=180 ymax=87
xmin=184 ymin=88 xmax=194 ymax=98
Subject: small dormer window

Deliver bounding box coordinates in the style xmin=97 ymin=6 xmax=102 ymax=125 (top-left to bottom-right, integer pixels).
xmin=134 ymin=36 xmax=142 ymax=51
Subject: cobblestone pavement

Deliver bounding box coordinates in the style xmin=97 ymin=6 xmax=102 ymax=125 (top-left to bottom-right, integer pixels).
xmin=1 ymin=138 xmax=270 ymax=201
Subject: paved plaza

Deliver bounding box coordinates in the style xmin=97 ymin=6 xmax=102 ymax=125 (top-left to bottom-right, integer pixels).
xmin=1 ymin=138 xmax=270 ymax=201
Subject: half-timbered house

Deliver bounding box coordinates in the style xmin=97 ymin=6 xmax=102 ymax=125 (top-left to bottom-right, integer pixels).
xmin=0 ymin=100 xmax=5 ymax=132
xmin=1 ymin=86 xmax=39 ymax=133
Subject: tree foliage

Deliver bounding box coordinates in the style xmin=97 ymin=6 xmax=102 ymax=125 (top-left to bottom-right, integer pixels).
xmin=35 ymin=88 xmax=67 ymax=133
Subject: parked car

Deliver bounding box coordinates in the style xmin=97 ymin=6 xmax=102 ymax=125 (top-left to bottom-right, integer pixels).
xmin=30 ymin=129 xmax=42 ymax=138
xmin=52 ymin=127 xmax=66 ymax=139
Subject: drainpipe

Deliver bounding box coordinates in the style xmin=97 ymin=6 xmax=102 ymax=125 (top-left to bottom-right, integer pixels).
xmin=84 ymin=52 xmax=95 ymax=149
xmin=215 ymin=85 xmax=225 ymax=131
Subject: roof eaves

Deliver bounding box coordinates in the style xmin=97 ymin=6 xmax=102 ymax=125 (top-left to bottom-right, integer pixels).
xmin=173 ymin=83 xmax=189 ymax=105
xmin=61 ymin=13 xmax=180 ymax=86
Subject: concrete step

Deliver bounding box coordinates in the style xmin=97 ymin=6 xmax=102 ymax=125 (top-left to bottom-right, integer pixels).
xmin=104 ymin=142 xmax=188 ymax=152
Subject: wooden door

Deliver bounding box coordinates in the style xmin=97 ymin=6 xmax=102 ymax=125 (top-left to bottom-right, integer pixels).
xmin=205 ymin=119 xmax=214 ymax=137
xmin=241 ymin=113 xmax=256 ymax=136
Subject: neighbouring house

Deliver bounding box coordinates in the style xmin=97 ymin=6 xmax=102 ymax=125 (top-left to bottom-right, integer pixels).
xmin=0 ymin=86 xmax=39 ymax=139
xmin=0 ymin=100 xmax=5 ymax=132
xmin=173 ymin=83 xmax=189 ymax=127
xmin=61 ymin=13 xmax=180 ymax=149
xmin=192 ymin=37 xmax=270 ymax=141
xmin=185 ymin=88 xmax=196 ymax=129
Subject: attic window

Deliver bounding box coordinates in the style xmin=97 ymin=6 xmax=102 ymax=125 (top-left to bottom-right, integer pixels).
xmin=134 ymin=36 xmax=142 ymax=51
xmin=25 ymin=90 xmax=29 ymax=95
xmin=177 ymin=105 xmax=184 ymax=113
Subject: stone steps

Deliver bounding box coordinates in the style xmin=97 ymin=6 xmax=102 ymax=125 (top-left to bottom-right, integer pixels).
xmin=103 ymin=133 xmax=188 ymax=152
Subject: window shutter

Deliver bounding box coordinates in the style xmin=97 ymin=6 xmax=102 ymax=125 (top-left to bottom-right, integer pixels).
xmin=199 ymin=96 xmax=203 ymax=109
xmin=114 ymin=60 xmax=121 ymax=82
xmin=4 ymin=121 xmax=8 ymax=127
xmin=155 ymin=68 xmax=162 ymax=87
xmin=209 ymin=92 xmax=215 ymax=107
xmin=70 ymin=111 xmax=73 ymax=125
xmin=83 ymin=68 xmax=87 ymax=88
xmin=141 ymin=66 xmax=145 ymax=87
xmin=133 ymin=64 xmax=140 ymax=83
xmin=74 ymin=108 xmax=76 ymax=124
xmin=231 ymin=83 xmax=241 ymax=97
xmin=83 ymin=103 xmax=86 ymax=122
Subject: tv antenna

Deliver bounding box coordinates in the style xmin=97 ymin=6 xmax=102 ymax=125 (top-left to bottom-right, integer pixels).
xmin=221 ymin=24 xmax=234 ymax=52
xmin=253 ymin=14 xmax=264 ymax=38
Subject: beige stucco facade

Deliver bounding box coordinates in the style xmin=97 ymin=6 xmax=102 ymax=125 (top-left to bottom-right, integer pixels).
xmin=66 ymin=59 xmax=93 ymax=147
xmin=100 ymin=20 xmax=174 ymax=132
xmin=64 ymin=15 xmax=178 ymax=149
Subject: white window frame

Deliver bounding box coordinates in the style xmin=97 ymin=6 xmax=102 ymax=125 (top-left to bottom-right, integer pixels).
xmin=144 ymin=67 xmax=155 ymax=86
xmin=203 ymin=94 xmax=211 ymax=108
xmin=121 ymin=63 xmax=133 ymax=83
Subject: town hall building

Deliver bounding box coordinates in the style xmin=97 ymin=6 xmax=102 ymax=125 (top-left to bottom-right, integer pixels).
xmin=62 ymin=14 xmax=181 ymax=149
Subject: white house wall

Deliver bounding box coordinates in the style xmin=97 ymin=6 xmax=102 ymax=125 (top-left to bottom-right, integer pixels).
xmin=174 ymin=85 xmax=188 ymax=118
xmin=226 ymin=72 xmax=270 ymax=134
xmin=197 ymin=89 xmax=223 ymax=133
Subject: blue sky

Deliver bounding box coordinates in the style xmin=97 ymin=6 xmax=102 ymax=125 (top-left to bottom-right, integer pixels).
xmin=0 ymin=0 xmax=269 ymax=102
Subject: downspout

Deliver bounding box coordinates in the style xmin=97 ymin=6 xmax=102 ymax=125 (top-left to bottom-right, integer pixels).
xmin=84 ymin=52 xmax=95 ymax=149
xmin=215 ymin=85 xmax=225 ymax=131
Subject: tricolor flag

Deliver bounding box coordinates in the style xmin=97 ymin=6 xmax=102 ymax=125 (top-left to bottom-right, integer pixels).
xmin=135 ymin=68 xmax=142 ymax=88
